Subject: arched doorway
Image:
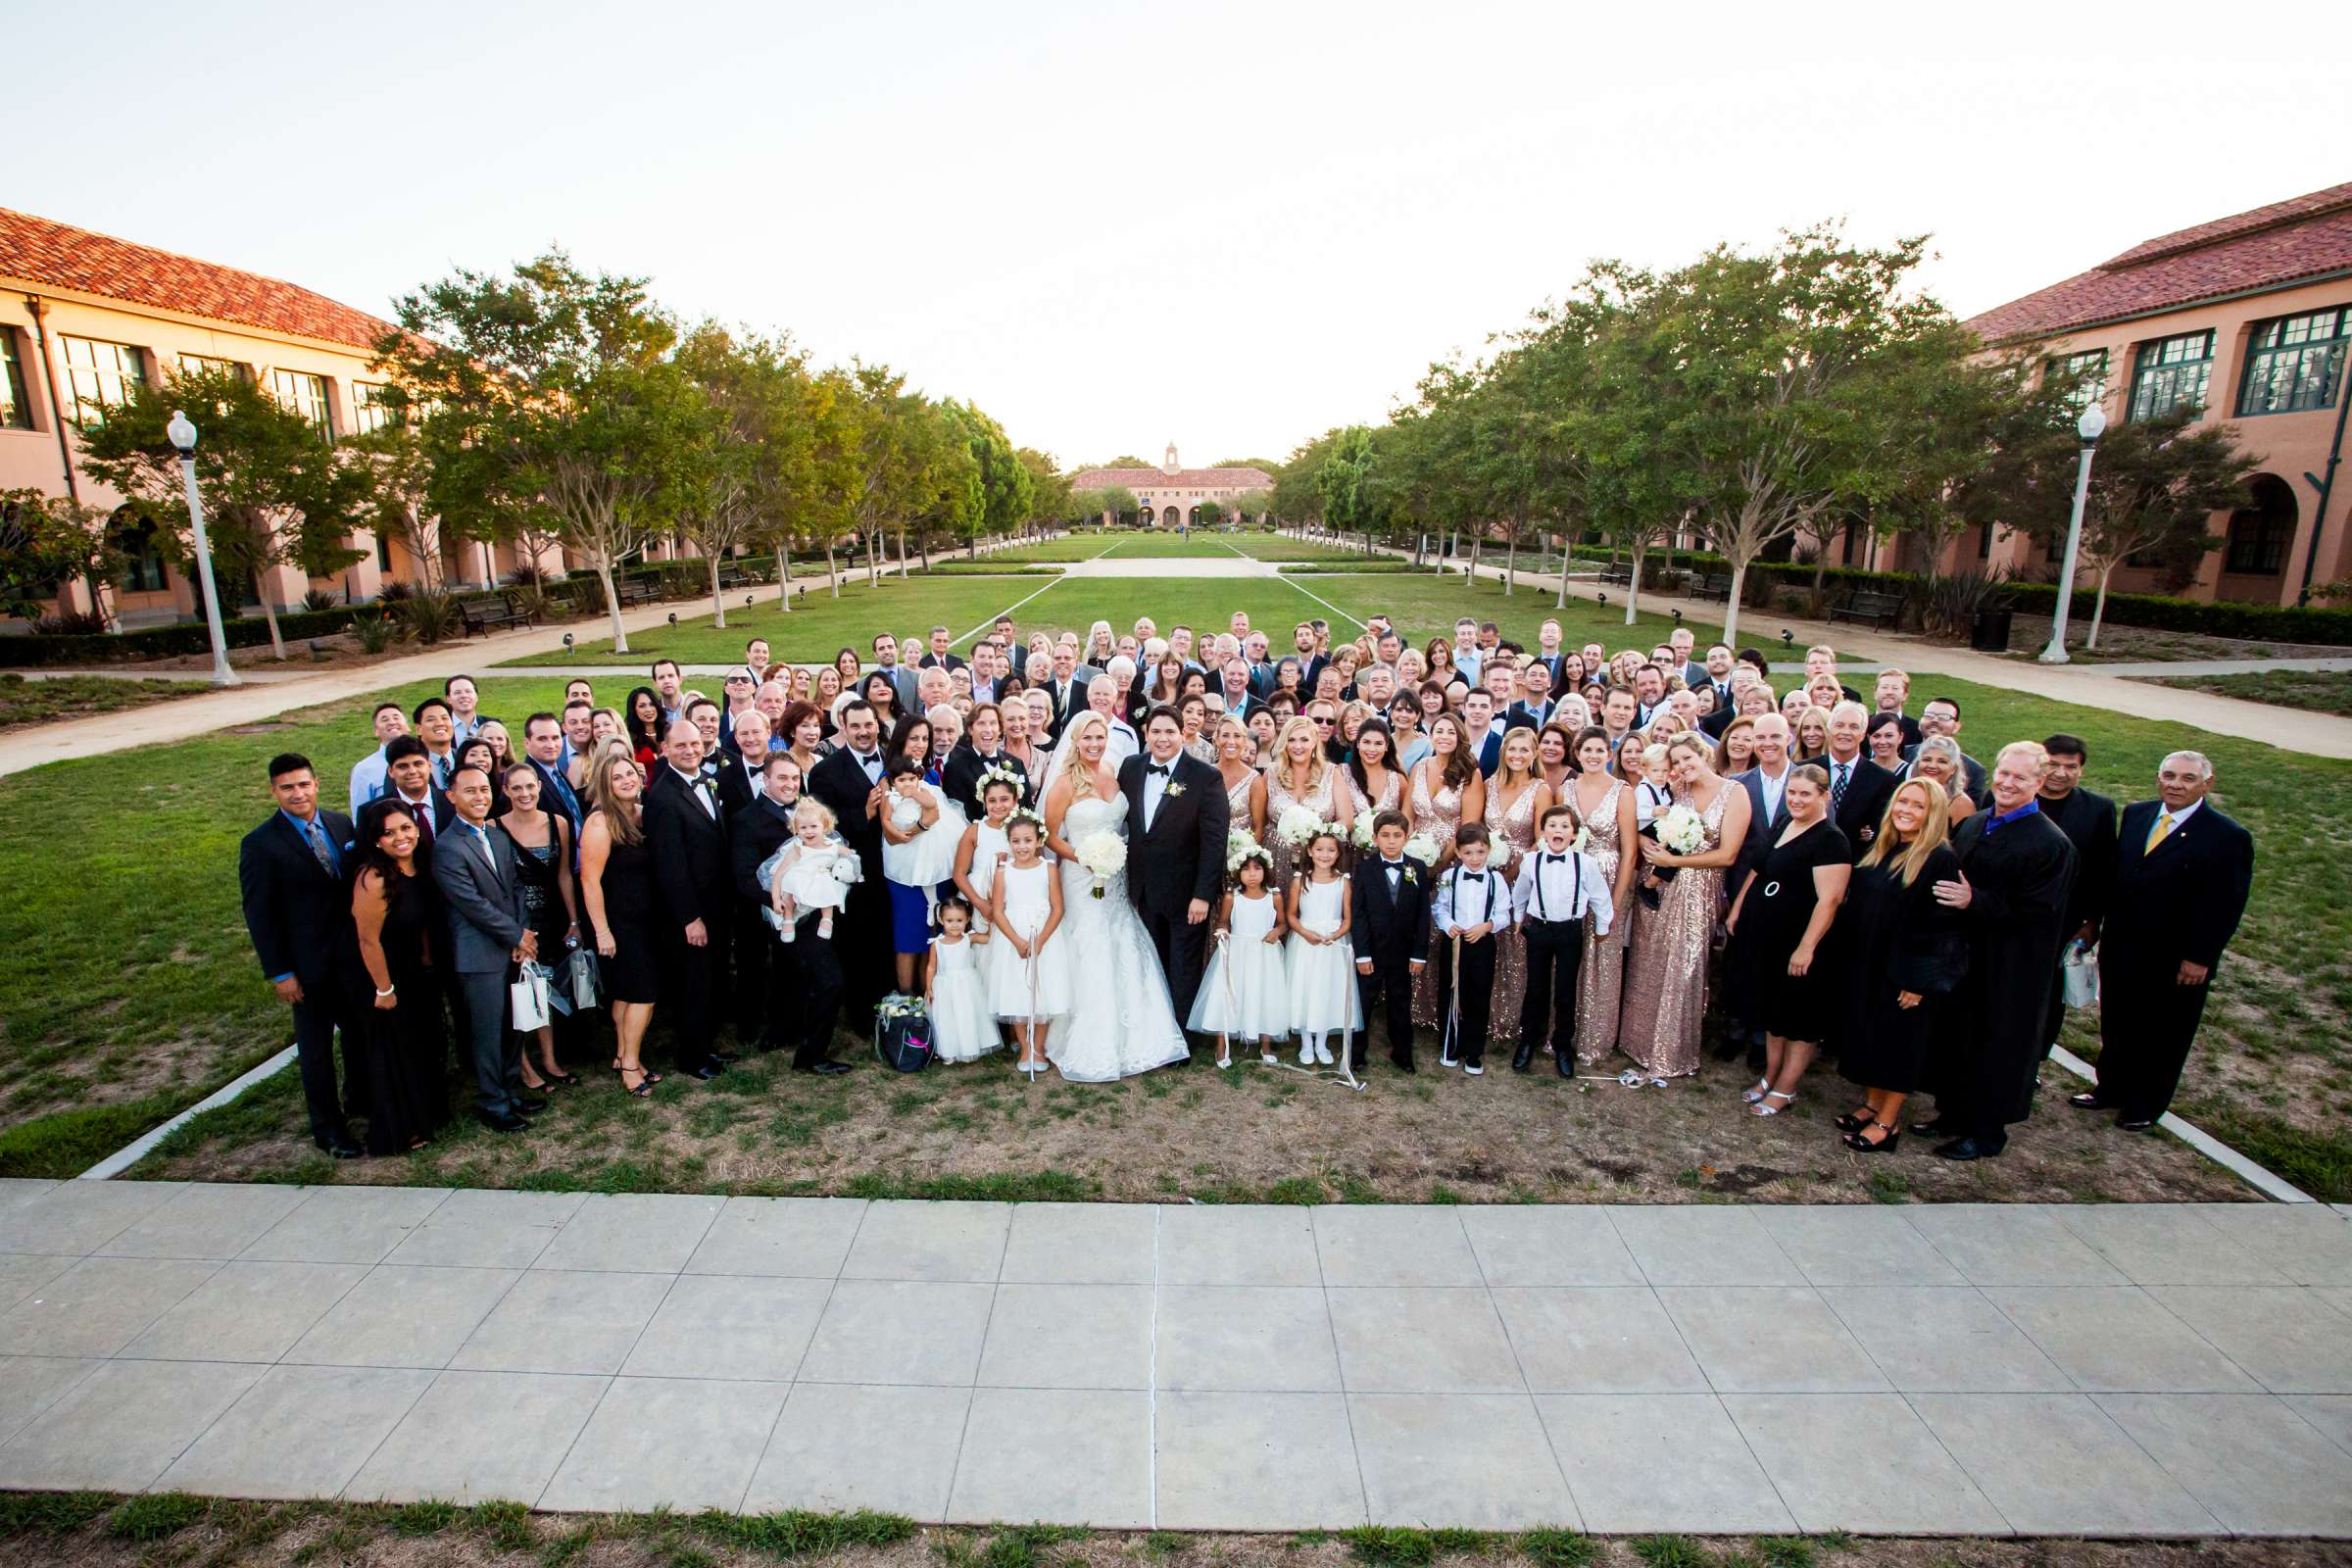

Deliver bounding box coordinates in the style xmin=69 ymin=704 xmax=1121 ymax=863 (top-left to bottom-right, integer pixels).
xmin=2223 ymin=473 xmax=2296 ymax=589
xmin=1160 ymin=506 xmax=1180 ymax=528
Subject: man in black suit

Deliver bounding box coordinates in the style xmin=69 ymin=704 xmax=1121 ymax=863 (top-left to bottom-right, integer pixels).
xmin=1820 ymin=703 xmax=1897 ymax=857
xmin=918 ymin=623 xmax=967 ymax=673
xmin=379 ymin=736 xmax=449 ymax=850
xmin=2075 ymin=750 xmax=2253 ymax=1131
xmin=642 ymin=720 xmax=734 ymax=1079
xmin=519 ymin=713 xmax=584 ymax=840
xmin=714 ymin=709 xmax=773 ymax=1044
xmin=239 ymin=753 xmax=363 ymax=1158
xmin=730 ymin=754 xmax=852 ymax=1073
xmin=2036 ymin=734 xmax=2118 ymax=1054
xmin=1120 ymin=706 xmax=1231 ymax=1049
xmin=806 ymin=699 xmax=893 ymax=1029
xmin=943 ymin=703 xmax=1028 ymax=816
xmin=1922 ymin=742 xmax=2079 ymax=1161
xmin=1350 ymin=810 xmax=1433 ymax=1074
xmin=433 ymin=763 xmax=545 ymax=1132
xmin=714 ymin=710 xmax=770 ymax=820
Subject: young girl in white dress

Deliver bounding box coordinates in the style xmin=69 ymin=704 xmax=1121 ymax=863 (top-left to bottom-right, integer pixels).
xmin=762 ymin=798 xmax=857 ymax=942
xmin=1190 ymin=846 xmax=1291 ymax=1067
xmin=952 ymin=771 xmax=1020 ymax=942
xmin=1285 ymin=826 xmax=1359 ymax=1066
xmin=925 ymin=894 xmax=997 ymax=1064
xmin=986 ymin=812 xmax=1069 ymax=1077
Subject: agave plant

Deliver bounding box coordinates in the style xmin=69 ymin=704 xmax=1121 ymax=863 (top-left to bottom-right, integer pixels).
xmin=1917 ymin=566 xmax=2011 ymax=641
xmin=351 ymin=611 xmax=400 ymax=655
xmin=300 ymin=587 xmax=339 ymax=613
xmin=394 ymin=587 xmax=465 ymax=645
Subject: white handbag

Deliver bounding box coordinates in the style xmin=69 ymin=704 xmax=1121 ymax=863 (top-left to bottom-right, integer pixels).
xmin=2060 ymin=944 xmax=2099 ymax=1008
xmin=510 ymin=963 xmax=552 ymax=1033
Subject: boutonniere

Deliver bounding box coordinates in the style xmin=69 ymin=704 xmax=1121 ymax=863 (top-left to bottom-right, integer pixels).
xmin=1164 ymin=781 xmax=1187 ymax=798
xmin=1402 ymin=866 xmax=1419 ymax=886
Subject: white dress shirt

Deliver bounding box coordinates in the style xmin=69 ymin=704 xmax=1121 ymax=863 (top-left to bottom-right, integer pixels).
xmin=1511 ymin=847 xmax=1615 ymax=935
xmin=2145 ymin=797 xmax=2202 ymax=848
xmin=1433 ymin=863 xmax=1505 ymax=935
xmin=1754 ymin=761 xmax=1789 ymax=825
xmin=1140 ymin=754 xmax=1176 ymax=831
xmin=349 ymin=748 xmax=390 ymax=811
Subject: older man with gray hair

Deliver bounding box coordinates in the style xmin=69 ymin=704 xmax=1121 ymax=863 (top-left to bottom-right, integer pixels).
xmin=2073 ymin=750 xmax=2253 ymax=1131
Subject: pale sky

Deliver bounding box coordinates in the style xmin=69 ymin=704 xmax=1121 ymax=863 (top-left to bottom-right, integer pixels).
xmin=15 ymin=0 xmax=2343 ymax=470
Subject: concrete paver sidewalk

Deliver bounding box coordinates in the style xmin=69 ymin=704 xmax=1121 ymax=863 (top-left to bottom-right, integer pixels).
xmin=1 ymin=1179 xmax=2348 ymax=1535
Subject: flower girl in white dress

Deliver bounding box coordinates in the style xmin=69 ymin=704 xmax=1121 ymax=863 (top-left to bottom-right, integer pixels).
xmin=925 ymin=894 xmax=998 ymax=1063
xmin=1189 ymin=846 xmax=1291 ymax=1067
xmin=986 ymin=812 xmax=1069 ymax=1077
xmin=952 ymin=770 xmax=1021 ymax=942
xmin=1285 ymin=826 xmax=1360 ymax=1067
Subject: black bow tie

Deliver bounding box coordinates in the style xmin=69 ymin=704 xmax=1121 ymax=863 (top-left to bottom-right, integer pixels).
xmin=1460 ymin=871 xmax=1486 ymax=882
xmin=1544 ymin=852 xmax=1568 ymax=864
xmin=1147 ymin=762 xmax=1171 ymax=776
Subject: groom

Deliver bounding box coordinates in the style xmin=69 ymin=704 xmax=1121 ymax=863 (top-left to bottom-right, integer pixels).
xmin=1122 ymin=705 xmax=1231 ymax=1052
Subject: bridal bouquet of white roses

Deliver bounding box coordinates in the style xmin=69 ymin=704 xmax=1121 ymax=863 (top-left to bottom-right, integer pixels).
xmin=1076 ymin=831 xmax=1127 ymax=899
xmin=1402 ymin=832 xmax=1440 ymax=866
xmin=1350 ymin=808 xmax=1380 ymax=850
xmin=1656 ymin=804 xmax=1705 ymax=857
xmin=1276 ymin=804 xmax=1324 ymax=847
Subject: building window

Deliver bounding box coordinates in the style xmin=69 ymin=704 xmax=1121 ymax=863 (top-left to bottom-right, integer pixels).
xmin=0 ymin=328 xmax=30 ymax=430
xmin=177 ymin=354 xmax=251 ymax=382
xmin=2127 ymin=330 xmax=2213 ymax=421
xmin=2044 ymin=348 xmax=2109 ymax=413
xmin=59 ymin=336 xmax=147 ymax=428
xmin=2236 ymin=306 xmax=2349 ymax=417
xmin=112 ymin=514 xmax=170 ymax=594
xmin=2224 ymin=474 xmax=2297 ymax=575
xmin=351 ymin=381 xmax=396 ymax=435
xmin=270 ymin=369 xmax=334 ymax=436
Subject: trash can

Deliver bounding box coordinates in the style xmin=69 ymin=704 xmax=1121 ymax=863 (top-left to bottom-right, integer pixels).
xmin=1970 ymin=607 xmax=2013 ymax=653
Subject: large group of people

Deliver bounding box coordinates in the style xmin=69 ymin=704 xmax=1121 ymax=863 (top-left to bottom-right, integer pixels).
xmin=239 ymin=605 xmax=2254 ymax=1168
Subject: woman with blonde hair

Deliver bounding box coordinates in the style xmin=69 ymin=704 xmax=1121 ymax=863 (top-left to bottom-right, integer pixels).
xmin=1835 ymin=778 xmax=1968 ymax=1152
xmin=1792 ymin=706 xmax=1831 ymax=763
xmin=1252 ymin=712 xmax=1354 ymax=889
xmin=579 ymin=749 xmax=661 ymax=1098
xmin=1213 ymin=714 xmax=1259 ymax=825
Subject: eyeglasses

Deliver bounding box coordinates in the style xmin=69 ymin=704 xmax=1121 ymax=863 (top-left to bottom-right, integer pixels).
xmin=1311 ymin=716 xmax=1337 ymax=728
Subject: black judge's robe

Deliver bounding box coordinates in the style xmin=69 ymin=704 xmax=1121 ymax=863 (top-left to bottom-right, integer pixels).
xmin=1928 ymin=808 xmax=2077 ymax=1134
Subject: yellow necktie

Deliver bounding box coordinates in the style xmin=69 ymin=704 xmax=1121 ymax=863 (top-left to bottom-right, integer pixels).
xmin=2145 ymin=812 xmax=2174 ymax=855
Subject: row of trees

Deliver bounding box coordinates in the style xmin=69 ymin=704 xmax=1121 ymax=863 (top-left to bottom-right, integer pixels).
xmin=7 ymin=252 xmax=1087 ymax=653
xmin=1265 ymin=225 xmax=2258 ymax=647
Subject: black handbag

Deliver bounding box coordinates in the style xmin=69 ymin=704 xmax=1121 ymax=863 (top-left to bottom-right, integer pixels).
xmin=874 ymin=1006 xmax=934 ymax=1072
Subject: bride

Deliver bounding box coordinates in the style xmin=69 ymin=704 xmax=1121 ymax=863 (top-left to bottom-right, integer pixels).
xmin=1039 ymin=710 xmax=1191 ymax=1081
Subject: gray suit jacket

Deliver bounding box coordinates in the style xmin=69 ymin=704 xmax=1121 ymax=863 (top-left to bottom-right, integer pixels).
xmin=432 ymin=820 xmax=529 ymax=973
xmin=875 ymin=664 xmax=922 ymax=716
xmin=1679 ymin=659 xmax=1710 ymax=690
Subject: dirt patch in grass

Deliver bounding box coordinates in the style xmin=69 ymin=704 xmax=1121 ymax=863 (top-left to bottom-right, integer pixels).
xmin=9 ymin=1498 xmax=2352 ymax=1568
xmin=135 ymin=1014 xmax=2255 ymax=1204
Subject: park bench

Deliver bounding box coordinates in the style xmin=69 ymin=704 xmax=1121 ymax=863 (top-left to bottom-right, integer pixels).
xmin=612 ymin=576 xmax=661 ymax=609
xmin=456 ymin=590 xmax=538 ymax=637
xmin=716 ymin=562 xmax=757 ymax=591
xmin=1597 ymin=562 xmax=1635 ymax=587
xmin=1827 ymin=589 xmax=1904 ymax=629
xmin=1688 ymin=572 xmax=1735 ymax=602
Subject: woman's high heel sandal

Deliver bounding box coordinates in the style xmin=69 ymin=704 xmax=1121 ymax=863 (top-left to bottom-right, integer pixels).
xmin=1741 ymin=1077 xmax=1772 ymax=1104
xmin=1843 ymin=1120 xmax=1900 ymax=1152
xmin=1750 ymin=1090 xmax=1795 ymax=1117
xmin=614 ymin=1065 xmax=654 ymax=1099
xmin=1834 ymin=1108 xmax=1873 ymax=1135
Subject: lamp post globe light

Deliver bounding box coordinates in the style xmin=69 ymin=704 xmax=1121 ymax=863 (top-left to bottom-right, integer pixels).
xmin=167 ymin=410 xmax=240 ymax=687
xmin=2038 ymin=404 xmax=2108 ymax=665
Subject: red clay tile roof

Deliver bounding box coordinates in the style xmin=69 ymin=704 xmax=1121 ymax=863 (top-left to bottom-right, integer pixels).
xmin=1068 ymin=466 xmax=1276 ymax=490
xmin=0 ymin=206 xmax=398 ymax=353
xmin=1965 ymin=181 xmax=2352 ymax=345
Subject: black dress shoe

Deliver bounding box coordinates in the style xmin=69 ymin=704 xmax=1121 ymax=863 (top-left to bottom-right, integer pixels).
xmin=812 ymin=1059 xmax=854 ymax=1075
xmin=1910 ymin=1116 xmax=1952 ymax=1137
xmin=514 ymin=1097 xmax=549 ymax=1116
xmin=2068 ymin=1092 xmax=2114 ymax=1110
xmin=1511 ymin=1044 xmax=1535 ymax=1073
xmin=2116 ymin=1115 xmax=2158 ymax=1132
xmin=1555 ymin=1049 xmax=1575 ymax=1078
xmin=1389 ymin=1051 xmax=1416 ymax=1074
xmin=316 ymin=1135 xmax=364 ymax=1159
xmin=477 ymin=1110 xmax=530 ymax=1134
xmin=682 ymin=1063 xmax=723 ymax=1081
xmin=1934 ymin=1134 xmax=2006 ymax=1161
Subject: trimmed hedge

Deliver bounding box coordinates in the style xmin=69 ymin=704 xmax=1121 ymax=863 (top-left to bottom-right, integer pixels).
xmin=1279 ymin=562 xmax=1423 ymax=574
xmin=0 ymin=605 xmax=366 ymax=667
xmin=1553 ymin=544 xmax=2352 ymax=647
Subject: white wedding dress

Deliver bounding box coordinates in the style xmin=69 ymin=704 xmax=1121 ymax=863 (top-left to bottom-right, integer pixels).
xmin=1045 ymin=794 xmax=1192 ymax=1081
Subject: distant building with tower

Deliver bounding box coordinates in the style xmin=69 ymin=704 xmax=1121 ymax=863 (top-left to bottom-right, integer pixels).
xmin=1066 ymin=444 xmax=1274 ymax=527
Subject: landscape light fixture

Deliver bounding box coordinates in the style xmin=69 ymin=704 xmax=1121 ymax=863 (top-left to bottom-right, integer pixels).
xmin=2039 ymin=404 xmax=2109 ymax=664
xmin=165 ymin=410 xmax=239 ymax=687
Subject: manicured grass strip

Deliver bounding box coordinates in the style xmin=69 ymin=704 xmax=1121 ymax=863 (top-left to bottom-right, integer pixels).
xmin=2150 ymin=668 xmax=2352 ymax=718
xmin=0 ymin=673 xmax=209 ymax=729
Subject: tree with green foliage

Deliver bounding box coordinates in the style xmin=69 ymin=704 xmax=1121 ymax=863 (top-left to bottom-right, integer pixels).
xmin=1316 ymin=425 xmax=1378 ymax=556
xmin=0 ymin=488 xmax=124 ymax=625
xmin=77 ymin=365 xmax=364 ymax=659
xmin=1017 ymin=448 xmax=1071 ymax=534
xmin=371 ymin=252 xmax=690 ymax=654
xmin=1274 ymin=431 xmax=1337 ymax=529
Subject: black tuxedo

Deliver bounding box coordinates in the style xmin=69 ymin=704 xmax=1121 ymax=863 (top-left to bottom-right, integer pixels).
xmin=807 ymin=745 xmax=891 ymax=1024
xmin=2092 ymin=801 xmax=2253 ymax=1121
xmin=1119 ymin=749 xmax=1230 ymax=1032
xmin=1349 ymin=856 xmax=1433 ymax=1069
xmin=1822 ymin=756 xmax=1897 ymax=858
xmin=713 ymin=752 xmax=765 ymax=821
xmin=730 ymin=792 xmax=845 ymax=1066
xmin=2038 ymin=785 xmax=2118 ymax=1051
xmin=943 ymin=744 xmax=1029 ymax=816
xmin=713 ymin=752 xmax=769 ymax=1035
xmin=643 ymin=765 xmax=732 ymax=1068
xmin=238 ymin=808 xmax=359 ymax=1147
xmin=1475 ymin=726 xmax=1505 ymax=776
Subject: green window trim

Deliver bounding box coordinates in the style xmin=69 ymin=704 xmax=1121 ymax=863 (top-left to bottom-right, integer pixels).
xmin=0 ymin=328 xmax=30 ymax=430
xmin=2128 ymin=329 xmax=2214 ymax=422
xmin=2235 ymin=305 xmax=2349 ymax=417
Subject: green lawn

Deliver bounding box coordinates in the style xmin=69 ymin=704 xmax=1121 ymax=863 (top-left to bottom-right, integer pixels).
xmin=496 ymin=568 xmax=1685 ymax=669
xmin=15 ymin=562 xmax=2350 ymax=1196
xmin=965 ymin=531 xmax=1362 ymax=563
xmin=2150 ymin=669 xmax=2352 ymax=718
xmin=0 ymin=673 xmax=209 ymax=730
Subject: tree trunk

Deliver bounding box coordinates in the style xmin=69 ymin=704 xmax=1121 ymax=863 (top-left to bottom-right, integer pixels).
xmin=826 ymin=538 xmax=840 ymax=600
xmin=1555 ymin=532 xmax=1569 ymax=610
xmin=1503 ymin=525 xmax=1519 ymax=595
xmin=1720 ymin=560 xmax=1748 ymax=647
xmin=1625 ymin=538 xmax=1645 ymax=626
xmin=866 ymin=529 xmax=879 ymax=589
xmin=260 ymin=592 xmax=286 ymax=661
xmin=776 ymin=547 xmax=793 ymax=612
xmin=1468 ymin=528 xmax=1483 ymax=583
xmin=897 ymin=524 xmax=910 ymax=579
xmin=598 ymin=560 xmax=628 ymax=653
xmin=710 ymin=556 xmax=726 ymax=630
xmin=2088 ymin=564 xmax=2114 ymax=650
